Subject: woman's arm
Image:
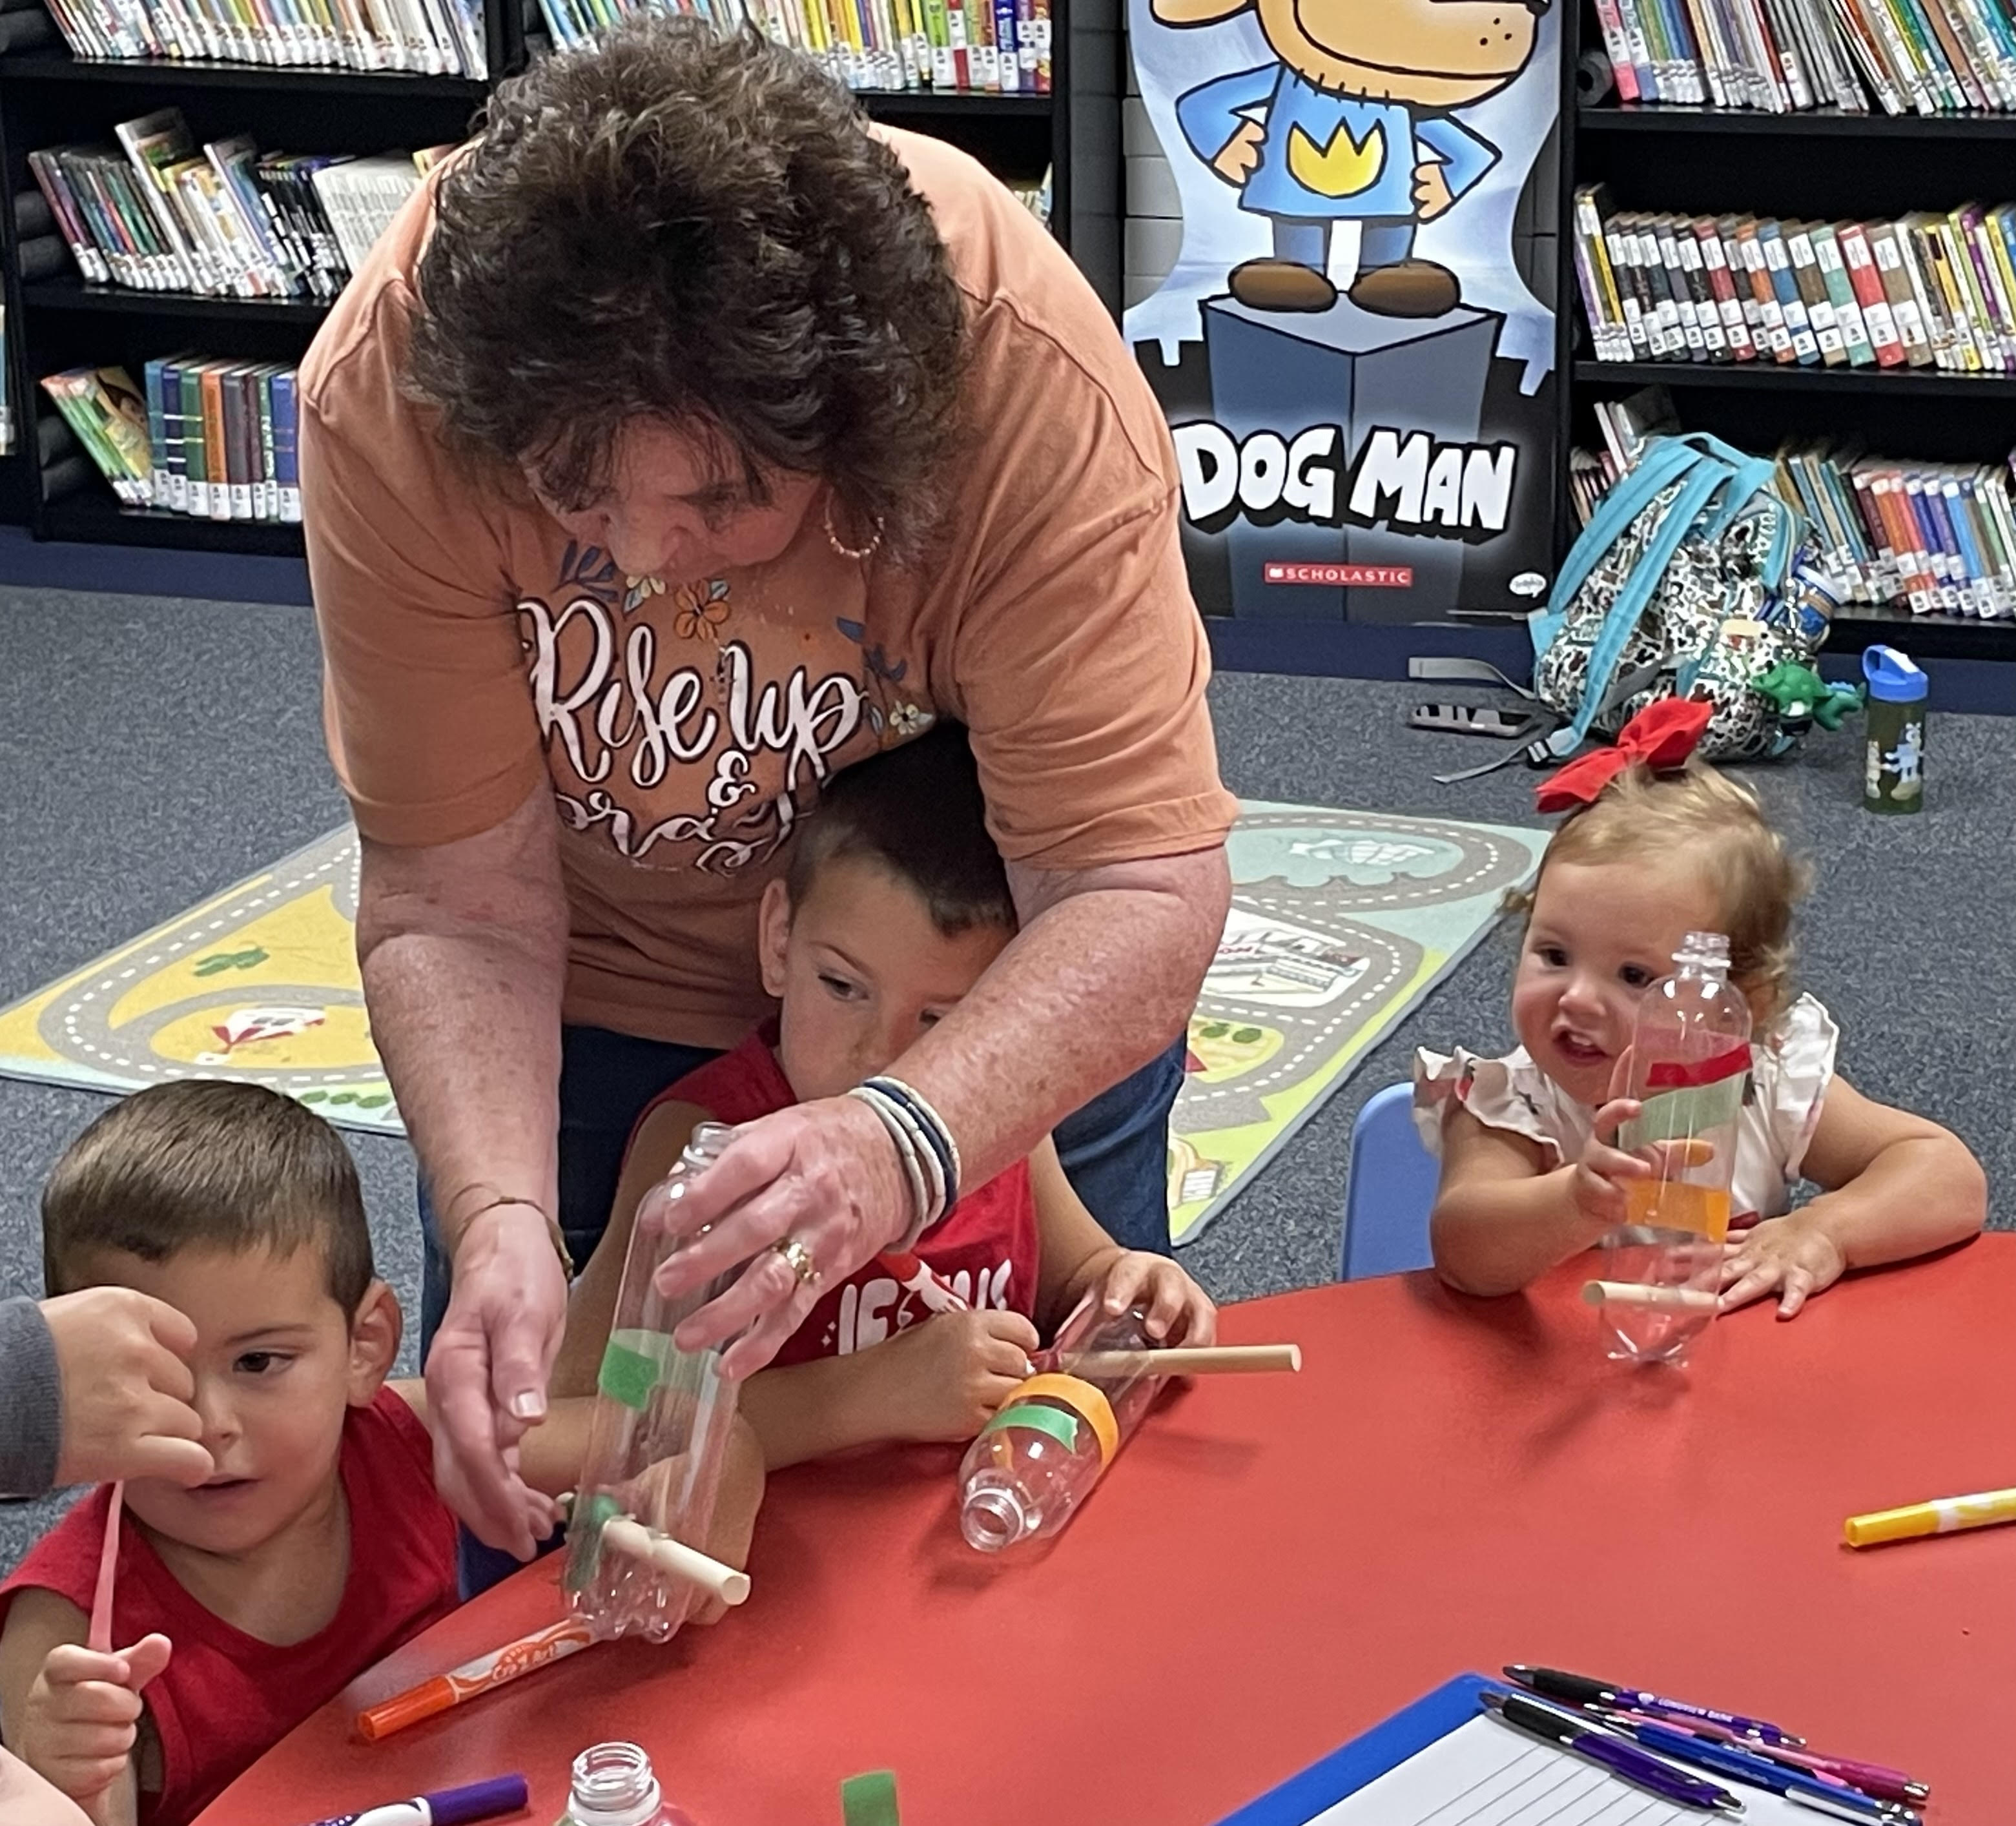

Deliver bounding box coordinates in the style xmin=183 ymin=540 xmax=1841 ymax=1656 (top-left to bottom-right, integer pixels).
xmin=1720 ymin=1076 xmax=1986 ymax=1315
xmin=358 ymin=780 xmax=573 ymax=1559
xmin=1428 ymin=1104 xmax=1617 ymax=1297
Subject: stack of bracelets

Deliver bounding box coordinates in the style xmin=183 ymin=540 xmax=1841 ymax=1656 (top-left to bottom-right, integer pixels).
xmin=847 ymin=1074 xmax=963 ymax=1245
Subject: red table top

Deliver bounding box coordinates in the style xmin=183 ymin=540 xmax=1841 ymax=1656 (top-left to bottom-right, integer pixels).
xmin=199 ymin=1238 xmax=2016 ymax=1826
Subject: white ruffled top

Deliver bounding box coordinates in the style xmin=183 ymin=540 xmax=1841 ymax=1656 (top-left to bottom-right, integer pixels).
xmin=1412 ymin=994 xmax=1840 ymax=1222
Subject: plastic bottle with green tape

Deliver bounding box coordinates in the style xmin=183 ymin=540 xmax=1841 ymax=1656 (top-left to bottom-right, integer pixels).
xmin=956 ymin=1301 xmax=1167 ymax=1551
xmin=564 ymin=1122 xmax=746 ymax=1642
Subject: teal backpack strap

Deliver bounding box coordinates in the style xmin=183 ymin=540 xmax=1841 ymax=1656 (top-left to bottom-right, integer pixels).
xmin=1539 ymin=456 xmax=1729 ymax=759
xmin=1530 ymin=438 xmax=1702 ymax=657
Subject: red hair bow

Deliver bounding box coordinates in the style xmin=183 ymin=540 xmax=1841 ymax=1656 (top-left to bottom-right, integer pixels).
xmin=1534 ymin=697 xmax=1713 ymax=814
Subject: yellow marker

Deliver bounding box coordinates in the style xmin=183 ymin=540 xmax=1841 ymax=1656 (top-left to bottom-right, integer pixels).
xmin=1844 ymin=1486 xmax=2016 ymax=1548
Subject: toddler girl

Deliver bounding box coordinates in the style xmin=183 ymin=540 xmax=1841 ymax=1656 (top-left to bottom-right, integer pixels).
xmin=1414 ymin=700 xmax=1984 ymax=1315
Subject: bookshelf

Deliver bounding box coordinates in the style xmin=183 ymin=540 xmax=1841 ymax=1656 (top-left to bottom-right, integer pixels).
xmin=1562 ymin=0 xmax=2016 ymax=662
xmin=0 ymin=3 xmax=1120 ymax=558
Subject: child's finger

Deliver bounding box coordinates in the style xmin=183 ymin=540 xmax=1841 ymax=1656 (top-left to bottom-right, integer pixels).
xmin=39 ymin=1648 xmax=130 ymax=1690
xmin=1590 ymin=1098 xmax=1641 ymax=1144
xmin=1099 ymin=1253 xmax=1154 ymax=1317
xmin=1140 ymin=1269 xmax=1189 ymax=1341
xmin=1718 ymin=1262 xmax=1784 ymax=1312
xmin=980 ymin=1309 xmax=1040 ymax=1354
xmin=1170 ymin=1287 xmax=1217 ymax=1348
xmin=46 ymin=1683 xmax=143 ymax=1729
xmin=1777 ymin=1264 xmax=1816 ymax=1319
xmin=1585 ymin=1144 xmax=1652 ymax=1183
xmin=981 ymin=1335 xmax=1035 ymax=1379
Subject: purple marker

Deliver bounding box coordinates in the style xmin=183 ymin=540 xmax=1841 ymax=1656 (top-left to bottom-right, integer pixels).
xmin=303 ymin=1774 xmax=530 ymax=1826
xmin=1506 ymin=1664 xmax=1804 ymax=1747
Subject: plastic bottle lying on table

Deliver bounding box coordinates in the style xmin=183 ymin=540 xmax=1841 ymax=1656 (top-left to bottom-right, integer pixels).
xmin=957 ymin=1301 xmax=1167 ymax=1552
xmin=564 ymin=1123 xmax=750 ymax=1643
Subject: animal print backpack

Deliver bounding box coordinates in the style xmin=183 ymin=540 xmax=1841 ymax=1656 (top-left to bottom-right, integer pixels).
xmin=1528 ymin=433 xmax=1835 ymax=764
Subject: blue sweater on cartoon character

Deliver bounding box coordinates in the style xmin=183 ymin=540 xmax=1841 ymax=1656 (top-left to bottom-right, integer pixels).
xmin=1175 ymin=67 xmax=1497 ymax=223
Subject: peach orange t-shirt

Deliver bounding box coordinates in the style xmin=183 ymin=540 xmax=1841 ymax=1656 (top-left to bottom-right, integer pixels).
xmin=300 ymin=125 xmax=1235 ymax=1049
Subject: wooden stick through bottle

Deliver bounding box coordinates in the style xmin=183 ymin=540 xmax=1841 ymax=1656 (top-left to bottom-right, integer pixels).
xmin=600 ymin=1516 xmax=751 ymax=1606
xmin=1581 ymin=1280 xmax=1718 ymax=1313
xmin=1051 ymin=1343 xmax=1302 ymax=1377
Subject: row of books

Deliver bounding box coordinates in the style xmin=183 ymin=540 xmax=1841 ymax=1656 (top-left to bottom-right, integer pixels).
xmin=533 ymin=0 xmax=1050 ymax=94
xmin=42 ymin=0 xmax=486 ymax=74
xmin=41 ymin=358 xmax=301 ymax=523
xmin=1572 ymin=187 xmax=2016 ymax=376
xmin=1571 ymin=387 xmax=2016 ymax=616
xmin=32 ymin=113 xmax=438 ymax=302
xmin=1591 ymin=0 xmax=2016 ymax=114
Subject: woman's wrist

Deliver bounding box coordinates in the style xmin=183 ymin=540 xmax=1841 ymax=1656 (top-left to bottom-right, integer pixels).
xmin=451 ymin=1193 xmax=573 ymax=1276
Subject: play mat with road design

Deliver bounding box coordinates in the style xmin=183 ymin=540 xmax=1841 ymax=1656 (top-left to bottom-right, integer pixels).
xmin=0 ymin=808 xmax=1543 ymax=1231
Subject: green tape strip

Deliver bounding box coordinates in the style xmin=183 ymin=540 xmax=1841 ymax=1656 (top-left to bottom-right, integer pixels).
xmin=981 ymin=1399 xmax=1082 ymax=1453
xmin=598 ymin=1338 xmax=658 ymax=1411
xmin=564 ymin=1491 xmax=625 ymax=1591
xmin=840 ymin=1770 xmax=900 ymax=1826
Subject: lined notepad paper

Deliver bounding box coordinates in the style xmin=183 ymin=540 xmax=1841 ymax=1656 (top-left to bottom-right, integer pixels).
xmin=1306 ymin=1716 xmax=1809 ymax=1825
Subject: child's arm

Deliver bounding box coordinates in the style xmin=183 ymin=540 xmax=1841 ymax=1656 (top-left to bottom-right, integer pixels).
xmin=1430 ymin=1098 xmax=1652 ymax=1297
xmin=1720 ymin=1077 xmax=1987 ymax=1317
xmin=1 ymin=1746 xmax=92 ymax=1826
xmin=1031 ymin=1138 xmax=1215 ymax=1345
xmin=0 ymin=1588 xmax=167 ymax=1826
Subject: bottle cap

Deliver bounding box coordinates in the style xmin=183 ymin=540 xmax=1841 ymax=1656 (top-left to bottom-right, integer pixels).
xmin=1862 ymin=646 xmax=1928 ymax=704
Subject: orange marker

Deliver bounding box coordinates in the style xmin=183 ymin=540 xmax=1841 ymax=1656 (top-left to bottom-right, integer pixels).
xmin=355 ymin=1617 xmax=596 ymax=1742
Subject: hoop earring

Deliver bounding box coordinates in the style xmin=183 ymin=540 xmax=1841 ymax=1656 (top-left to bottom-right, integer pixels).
xmin=824 ymin=495 xmax=885 ymax=563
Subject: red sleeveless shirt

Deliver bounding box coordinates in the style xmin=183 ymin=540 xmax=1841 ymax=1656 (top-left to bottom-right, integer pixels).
xmin=0 ymin=1388 xmax=458 ymax=1826
xmin=645 ymin=1028 xmax=1040 ymax=1363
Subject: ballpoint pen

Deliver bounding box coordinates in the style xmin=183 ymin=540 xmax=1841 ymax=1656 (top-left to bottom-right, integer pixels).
xmin=1597 ymin=1714 xmax=1920 ymax=1826
xmin=1505 ymin=1663 xmax=1804 ymax=1746
xmin=1481 ymin=1692 xmax=1744 ymax=1813
xmin=1611 ymin=1709 xmax=1929 ymax=1807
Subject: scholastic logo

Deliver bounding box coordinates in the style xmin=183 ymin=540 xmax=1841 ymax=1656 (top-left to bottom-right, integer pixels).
xmin=1263 ymin=563 xmax=1415 ymax=588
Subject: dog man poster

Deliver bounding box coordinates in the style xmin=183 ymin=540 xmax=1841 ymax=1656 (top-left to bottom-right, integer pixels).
xmin=1127 ymin=0 xmax=1561 ymax=626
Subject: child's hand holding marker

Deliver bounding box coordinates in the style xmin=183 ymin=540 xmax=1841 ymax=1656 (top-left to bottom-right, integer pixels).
xmin=872 ymin=1310 xmax=1042 ymax=1446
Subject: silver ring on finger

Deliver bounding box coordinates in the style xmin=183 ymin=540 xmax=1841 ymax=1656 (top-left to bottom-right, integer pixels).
xmin=772 ymin=1235 xmax=821 ymax=1290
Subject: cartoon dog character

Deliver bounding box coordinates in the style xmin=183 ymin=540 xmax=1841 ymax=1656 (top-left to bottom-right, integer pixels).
xmin=1155 ymin=0 xmax=1548 ymax=318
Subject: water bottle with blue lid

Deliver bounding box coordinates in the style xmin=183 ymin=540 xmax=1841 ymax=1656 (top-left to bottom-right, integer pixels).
xmin=1862 ymin=646 xmax=1927 ymax=814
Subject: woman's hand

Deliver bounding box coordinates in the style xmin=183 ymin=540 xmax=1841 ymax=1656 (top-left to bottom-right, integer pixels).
xmin=1718 ymin=1213 xmax=1847 ymax=1318
xmin=650 ymin=1098 xmax=910 ymax=1379
xmin=424 ymin=1205 xmax=566 ymax=1557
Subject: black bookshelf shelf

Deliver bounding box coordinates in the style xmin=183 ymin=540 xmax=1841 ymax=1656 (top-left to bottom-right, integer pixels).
xmin=23 ymin=278 xmax=331 ymax=325
xmin=40 ymin=493 xmax=305 ymax=556
xmin=1574 ymin=360 xmax=2016 ymax=399
xmin=1827 ymin=606 xmax=2016 ymax=661
xmin=855 ymin=89 xmax=1052 ymax=118
xmin=0 ymin=49 xmax=488 ymax=97
xmin=1579 ymin=103 xmax=2016 ymax=139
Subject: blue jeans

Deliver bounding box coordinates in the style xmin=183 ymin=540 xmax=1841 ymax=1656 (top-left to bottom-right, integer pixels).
xmin=1273 ymin=216 xmax=1417 ymax=274
xmin=422 ymin=1023 xmax=1186 ymax=1594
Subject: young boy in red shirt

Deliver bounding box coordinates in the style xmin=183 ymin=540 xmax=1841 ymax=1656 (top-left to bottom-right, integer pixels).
xmin=0 ymin=1082 xmax=764 ymax=1826
xmin=556 ymin=724 xmax=1217 ymax=1465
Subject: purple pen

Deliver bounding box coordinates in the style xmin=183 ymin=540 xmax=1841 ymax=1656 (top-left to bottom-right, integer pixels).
xmin=1507 ymin=1662 xmax=1805 ymax=1746
xmin=1483 ymin=1692 xmax=1743 ymax=1812
xmin=302 ymin=1774 xmax=530 ymax=1826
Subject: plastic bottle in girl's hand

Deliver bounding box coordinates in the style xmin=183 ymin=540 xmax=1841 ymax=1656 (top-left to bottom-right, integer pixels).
xmin=1600 ymin=930 xmax=1751 ymax=1365
xmin=957 ymin=1303 xmax=1167 ymax=1551
xmin=555 ymin=1742 xmax=696 ymax=1826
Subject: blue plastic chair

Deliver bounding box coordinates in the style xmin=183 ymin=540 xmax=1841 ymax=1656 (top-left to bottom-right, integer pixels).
xmin=1339 ymin=1082 xmax=1440 ymax=1280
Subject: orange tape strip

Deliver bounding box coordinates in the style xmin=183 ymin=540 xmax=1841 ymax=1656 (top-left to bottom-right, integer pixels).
xmin=1007 ymin=1372 xmax=1119 ymax=1466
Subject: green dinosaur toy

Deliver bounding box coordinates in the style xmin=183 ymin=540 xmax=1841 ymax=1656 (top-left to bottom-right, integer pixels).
xmin=1753 ymin=661 xmax=1865 ymax=732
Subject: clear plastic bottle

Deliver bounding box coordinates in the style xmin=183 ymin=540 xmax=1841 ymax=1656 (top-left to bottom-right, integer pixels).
xmin=957 ymin=1302 xmax=1167 ymax=1552
xmin=1600 ymin=931 xmax=1751 ymax=1365
xmin=564 ymin=1124 xmax=745 ymax=1642
xmin=554 ymin=1741 xmax=696 ymax=1826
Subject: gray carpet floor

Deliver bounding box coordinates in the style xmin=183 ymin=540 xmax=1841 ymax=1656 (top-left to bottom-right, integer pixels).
xmin=3 ymin=584 xmax=2009 ymax=1572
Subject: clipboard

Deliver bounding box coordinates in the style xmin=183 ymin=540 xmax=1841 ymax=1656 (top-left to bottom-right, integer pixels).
xmin=1215 ymin=1674 xmax=1494 ymax=1824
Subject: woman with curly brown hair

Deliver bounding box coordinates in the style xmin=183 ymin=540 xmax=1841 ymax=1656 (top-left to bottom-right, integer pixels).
xmin=300 ymin=18 xmax=1235 ymax=1559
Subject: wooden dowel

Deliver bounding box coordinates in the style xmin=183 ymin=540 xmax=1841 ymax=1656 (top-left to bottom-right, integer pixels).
xmin=1056 ymin=1344 xmax=1302 ymax=1377
xmin=601 ymin=1515 xmax=751 ymax=1606
xmin=1581 ymin=1280 xmax=1718 ymax=1313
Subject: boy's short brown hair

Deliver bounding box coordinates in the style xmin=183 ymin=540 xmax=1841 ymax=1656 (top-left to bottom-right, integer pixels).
xmin=43 ymin=1080 xmax=375 ymax=1311
xmin=787 ymin=723 xmax=1016 ymax=936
